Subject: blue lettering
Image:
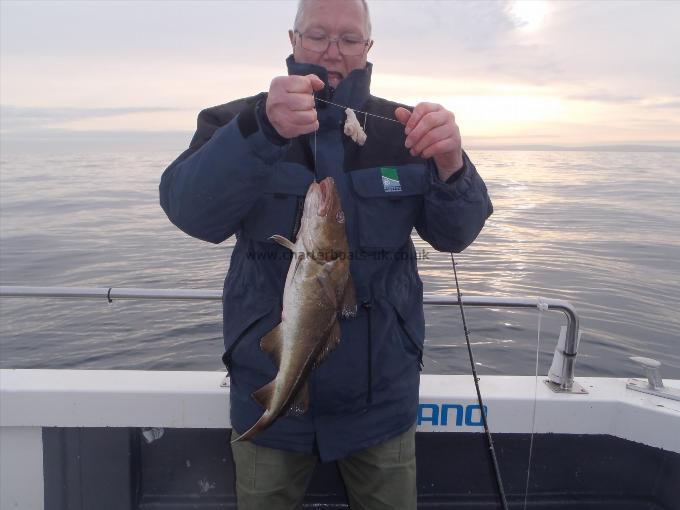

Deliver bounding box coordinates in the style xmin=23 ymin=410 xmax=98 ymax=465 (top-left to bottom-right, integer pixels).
xmin=417 ymin=403 xmax=439 ymax=425
xmin=464 ymin=404 xmax=488 ymax=426
xmin=441 ymin=404 xmax=464 ymax=426
xmin=417 ymin=403 xmax=488 ymax=427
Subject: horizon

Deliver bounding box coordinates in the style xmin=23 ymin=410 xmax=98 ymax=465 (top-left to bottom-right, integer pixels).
xmin=1 ymin=0 xmax=679 ymax=148
xmin=3 ymin=128 xmax=679 ymax=156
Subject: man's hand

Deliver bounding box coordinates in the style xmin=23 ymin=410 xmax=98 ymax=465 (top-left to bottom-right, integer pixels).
xmin=395 ymin=103 xmax=464 ymax=181
xmin=266 ymin=74 xmax=325 ymax=139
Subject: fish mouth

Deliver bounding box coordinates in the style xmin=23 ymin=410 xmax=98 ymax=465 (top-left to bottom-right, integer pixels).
xmin=317 ymin=177 xmax=335 ymax=216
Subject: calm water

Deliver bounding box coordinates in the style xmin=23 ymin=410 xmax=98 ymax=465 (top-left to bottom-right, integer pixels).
xmin=1 ymin=149 xmax=679 ymax=379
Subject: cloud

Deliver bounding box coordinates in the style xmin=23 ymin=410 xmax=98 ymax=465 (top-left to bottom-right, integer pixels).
xmin=644 ymin=99 xmax=680 ymax=109
xmin=0 ymin=105 xmax=182 ymax=131
xmin=564 ymin=94 xmax=680 ymax=112
xmin=0 ymin=128 xmax=194 ymax=155
xmin=2 ymin=1 xmax=679 ymax=145
xmin=0 ymin=1 xmax=295 ymax=62
xmin=566 ymin=92 xmax=643 ymax=103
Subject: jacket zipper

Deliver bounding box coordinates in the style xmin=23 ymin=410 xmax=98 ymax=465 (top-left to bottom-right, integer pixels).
xmin=362 ymin=299 xmax=373 ymax=404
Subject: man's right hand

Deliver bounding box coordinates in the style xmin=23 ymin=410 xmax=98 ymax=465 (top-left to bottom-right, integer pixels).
xmin=265 ymin=74 xmax=325 ymax=139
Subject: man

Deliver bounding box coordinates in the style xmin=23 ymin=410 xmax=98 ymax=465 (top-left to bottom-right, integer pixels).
xmin=160 ymin=0 xmax=492 ymax=508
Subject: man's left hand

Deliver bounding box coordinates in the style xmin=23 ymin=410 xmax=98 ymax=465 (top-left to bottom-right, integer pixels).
xmin=395 ymin=104 xmax=464 ymax=181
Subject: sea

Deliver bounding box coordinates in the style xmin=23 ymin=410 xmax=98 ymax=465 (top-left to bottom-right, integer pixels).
xmin=1 ymin=147 xmax=679 ymax=379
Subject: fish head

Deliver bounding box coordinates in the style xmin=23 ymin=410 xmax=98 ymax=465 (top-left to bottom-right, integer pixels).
xmin=301 ymin=177 xmax=347 ymax=260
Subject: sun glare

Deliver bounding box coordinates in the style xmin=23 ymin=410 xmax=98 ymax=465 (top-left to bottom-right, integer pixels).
xmin=510 ymin=0 xmax=550 ymax=31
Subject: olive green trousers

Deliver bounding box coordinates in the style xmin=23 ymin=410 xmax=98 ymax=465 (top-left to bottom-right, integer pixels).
xmin=230 ymin=425 xmax=417 ymax=510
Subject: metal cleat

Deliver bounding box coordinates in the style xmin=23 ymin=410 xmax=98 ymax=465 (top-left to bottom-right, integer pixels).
xmin=627 ymin=357 xmax=680 ymax=402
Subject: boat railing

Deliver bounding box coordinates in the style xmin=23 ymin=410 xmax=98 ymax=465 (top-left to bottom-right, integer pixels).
xmin=0 ymin=285 xmax=583 ymax=393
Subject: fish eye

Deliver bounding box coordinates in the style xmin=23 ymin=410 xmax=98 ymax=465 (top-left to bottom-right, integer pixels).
xmin=336 ymin=210 xmax=345 ymax=224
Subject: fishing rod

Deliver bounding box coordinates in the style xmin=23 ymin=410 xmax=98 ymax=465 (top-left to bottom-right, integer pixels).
xmin=450 ymin=254 xmax=510 ymax=510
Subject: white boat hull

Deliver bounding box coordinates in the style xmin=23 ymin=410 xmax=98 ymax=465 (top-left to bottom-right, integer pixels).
xmin=2 ymin=369 xmax=678 ymax=509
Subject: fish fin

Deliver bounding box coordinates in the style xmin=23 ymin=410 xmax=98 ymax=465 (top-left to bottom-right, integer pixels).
xmin=315 ymin=318 xmax=341 ymax=367
xmin=340 ymin=273 xmax=358 ymax=318
xmin=270 ymin=234 xmax=296 ymax=251
xmin=291 ymin=252 xmax=304 ymax=281
xmin=252 ymin=379 xmax=277 ymax=410
xmin=287 ymin=382 xmax=309 ymax=415
xmin=260 ymin=324 xmax=283 ymax=367
xmin=316 ymin=271 xmax=338 ymax=308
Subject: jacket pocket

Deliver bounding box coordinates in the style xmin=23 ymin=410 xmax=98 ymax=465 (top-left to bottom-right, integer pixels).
xmin=221 ymin=289 xmax=278 ymax=374
xmin=349 ymin=165 xmax=426 ymax=250
xmin=385 ymin=277 xmax=425 ymax=370
xmin=241 ymin=163 xmax=313 ymax=242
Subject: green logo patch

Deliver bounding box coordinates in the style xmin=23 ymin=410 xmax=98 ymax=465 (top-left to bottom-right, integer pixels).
xmin=380 ymin=167 xmax=402 ymax=192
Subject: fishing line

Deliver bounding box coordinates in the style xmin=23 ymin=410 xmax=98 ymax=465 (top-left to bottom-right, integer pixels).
xmin=312 ymin=96 xmax=396 ymax=177
xmin=315 ymin=97 xmax=403 ymax=125
xmin=523 ymin=299 xmax=546 ymax=510
xmin=450 ymin=254 xmax=510 ymax=510
xmin=311 ymin=93 xmax=510 ymax=509
xmin=312 ymin=123 xmax=319 ymax=182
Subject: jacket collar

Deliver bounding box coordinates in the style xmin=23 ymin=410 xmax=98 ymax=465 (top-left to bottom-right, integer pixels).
xmin=286 ymin=55 xmax=372 ymax=114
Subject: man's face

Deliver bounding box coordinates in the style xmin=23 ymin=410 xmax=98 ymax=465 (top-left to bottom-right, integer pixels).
xmin=289 ymin=0 xmax=373 ymax=88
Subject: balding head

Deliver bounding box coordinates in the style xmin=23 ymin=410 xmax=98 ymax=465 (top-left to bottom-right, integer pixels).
xmin=294 ymin=0 xmax=372 ymax=38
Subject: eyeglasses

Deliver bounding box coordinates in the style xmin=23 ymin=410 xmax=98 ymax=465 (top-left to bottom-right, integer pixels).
xmin=294 ymin=30 xmax=370 ymax=56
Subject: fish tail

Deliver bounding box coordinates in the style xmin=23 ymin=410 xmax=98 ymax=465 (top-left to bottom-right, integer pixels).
xmin=230 ymin=412 xmax=272 ymax=444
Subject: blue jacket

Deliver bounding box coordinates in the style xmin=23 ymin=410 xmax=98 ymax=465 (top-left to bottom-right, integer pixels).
xmin=160 ymin=56 xmax=492 ymax=461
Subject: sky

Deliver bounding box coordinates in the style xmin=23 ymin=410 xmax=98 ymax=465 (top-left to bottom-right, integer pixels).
xmin=1 ymin=0 xmax=680 ymax=149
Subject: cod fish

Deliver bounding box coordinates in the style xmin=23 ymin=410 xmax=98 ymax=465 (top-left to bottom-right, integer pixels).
xmin=233 ymin=177 xmax=356 ymax=443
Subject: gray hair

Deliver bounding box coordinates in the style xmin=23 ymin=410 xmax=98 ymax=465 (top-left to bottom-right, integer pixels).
xmin=293 ymin=0 xmax=372 ymax=38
